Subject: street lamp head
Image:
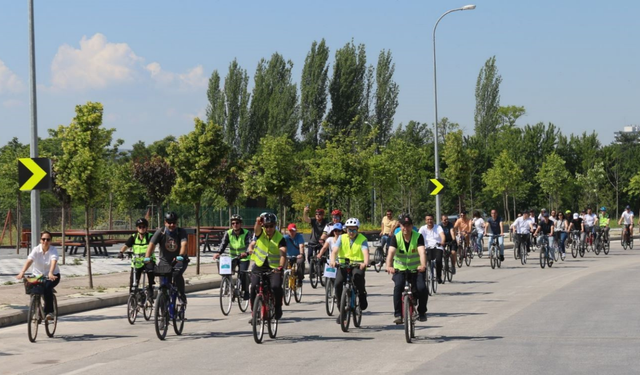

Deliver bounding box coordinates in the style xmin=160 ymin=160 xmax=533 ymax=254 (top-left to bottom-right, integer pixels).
xmin=462 ymin=4 xmax=476 ymax=10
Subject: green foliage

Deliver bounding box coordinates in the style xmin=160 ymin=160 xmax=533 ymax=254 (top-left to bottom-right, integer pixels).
xmin=536 ymin=152 xmax=570 ymax=210
xmin=112 ymin=161 xmax=144 ymax=215
xmin=206 ymin=70 xmax=226 ymax=129
xmin=224 ymin=59 xmax=250 ymax=157
xmin=374 ymin=49 xmax=399 ymax=147
xmin=300 ymin=39 xmax=330 ymax=147
xmin=0 ymin=138 xmax=28 ymax=211
xmin=443 ymin=130 xmax=475 ymax=211
xmin=132 ymin=156 xmax=176 ymax=209
xmin=483 ymin=150 xmax=528 ymax=221
xmin=474 ymin=56 xmax=502 ymax=149
xmin=497 ymin=105 xmax=526 ymax=128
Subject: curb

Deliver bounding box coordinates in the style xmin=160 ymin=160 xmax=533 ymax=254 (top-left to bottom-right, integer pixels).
xmin=0 ymin=277 xmax=222 ymax=328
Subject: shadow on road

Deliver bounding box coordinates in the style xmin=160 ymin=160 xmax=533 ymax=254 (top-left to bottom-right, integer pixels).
xmin=360 ymin=324 xmax=443 ymax=332
xmin=179 ymin=331 xmax=251 ymax=340
xmin=428 ymin=312 xmax=486 ymax=318
xmin=0 ymin=352 xmax=15 ymax=356
xmin=61 ymin=314 xmax=125 ymax=322
xmin=438 ymin=291 xmax=492 ymax=296
xmin=452 ymin=280 xmax=497 ymax=285
xmin=56 ymin=334 xmax=136 ymax=341
xmin=418 ymin=334 xmax=503 ymax=343
xmin=275 ymin=334 xmax=375 ymax=343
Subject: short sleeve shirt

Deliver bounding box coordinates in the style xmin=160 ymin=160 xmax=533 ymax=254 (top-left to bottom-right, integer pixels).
xmin=439 ymin=221 xmax=455 ymax=240
xmin=283 ymin=233 xmax=305 ymax=257
xmin=419 ymin=225 xmax=443 ymax=249
xmin=309 ymin=218 xmax=327 ymax=244
xmin=486 ymin=217 xmax=503 ymax=235
xmin=389 ymin=232 xmax=425 ymax=250
xmin=381 ymin=216 xmax=398 ymax=235
xmin=570 ymin=218 xmax=583 ymax=231
xmin=151 ymin=227 xmax=188 ymax=262
xmin=539 ymin=220 xmax=554 ymax=235
xmin=621 ymin=211 xmax=634 ymax=225
xmin=583 ymin=214 xmax=597 ymax=227
xmin=28 ymin=244 xmax=60 ymax=275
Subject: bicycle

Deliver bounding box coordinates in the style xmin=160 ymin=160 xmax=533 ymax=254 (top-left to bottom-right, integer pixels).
xmin=218 ymin=255 xmax=250 ymax=316
xmin=594 ymin=227 xmax=610 ymax=255
xmin=125 ymin=251 xmax=154 ymax=324
xmin=442 ymin=241 xmax=454 ymax=283
xmin=621 ymin=224 xmax=633 ymax=250
xmin=539 ymin=235 xmax=553 ymax=269
xmin=308 ymin=244 xmax=325 ymax=288
xmin=396 ymin=269 xmax=418 ymax=343
xmin=245 ymin=269 xmax=278 ymax=344
xmin=472 ymin=230 xmax=484 ymax=258
xmin=570 ymin=230 xmax=581 ymax=258
xmin=23 ymin=275 xmax=57 ymax=343
xmin=584 ymin=228 xmax=595 ymax=253
xmin=514 ymin=233 xmax=528 ymax=265
xmin=373 ymin=237 xmax=389 ymax=273
xmin=487 ymin=234 xmax=502 ymax=269
xmin=337 ymin=259 xmax=364 ymax=333
xmin=153 ymin=261 xmax=186 ymax=340
xmin=283 ymin=256 xmax=303 ymax=305
xmin=456 ymin=233 xmax=470 ymax=268
xmin=426 ymin=247 xmax=440 ymax=296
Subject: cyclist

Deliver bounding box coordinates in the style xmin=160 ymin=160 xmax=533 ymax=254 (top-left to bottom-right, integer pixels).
xmin=439 ymin=215 xmax=457 ymax=275
xmin=568 ymin=212 xmax=585 ymax=244
xmin=330 ymin=217 xmax=369 ymax=320
xmin=302 ymin=207 xmax=327 ymax=266
xmin=387 ymin=214 xmax=428 ymax=323
xmin=283 ymin=223 xmax=305 ymax=286
xmin=510 ymin=210 xmax=534 ymax=254
xmin=145 ymin=212 xmax=188 ymax=303
xmin=251 ymin=213 xmax=286 ymax=320
xmin=583 ymin=207 xmax=598 ymax=249
xmin=380 ymin=209 xmax=399 ymax=255
xmin=118 ymin=218 xmax=155 ymax=296
xmin=317 ymin=223 xmax=343 ymax=259
xmin=213 ymin=214 xmax=251 ymax=300
xmin=618 ymin=205 xmax=634 ymax=239
xmin=554 ymin=211 xmax=569 ymax=260
xmin=484 ymin=209 xmax=504 ymax=261
xmin=598 ymin=207 xmax=610 ymax=244
xmin=419 ymin=213 xmax=446 ymax=284
xmin=321 ymin=209 xmax=344 ymax=241
xmin=454 ymin=211 xmax=472 ymax=249
xmin=529 ymin=209 xmax=538 ymax=249
xmin=471 ymin=211 xmax=485 ymax=255
xmin=534 ymin=212 xmax=555 ymax=264
xmin=16 ymin=231 xmax=60 ymax=321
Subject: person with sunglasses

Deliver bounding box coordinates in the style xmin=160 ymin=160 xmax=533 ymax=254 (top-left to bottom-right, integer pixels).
xmin=454 ymin=211 xmax=472 ymax=250
xmin=317 ymin=223 xmax=343 ymax=259
xmin=284 ymin=223 xmax=306 ymax=286
xmin=146 ymin=212 xmax=189 ymax=303
xmin=439 ymin=215 xmax=457 ymax=275
xmin=214 ymin=214 xmax=251 ymax=300
xmin=321 ymin=209 xmax=344 ymax=242
xmin=420 ymin=213 xmax=446 ymax=284
xmin=302 ymin=207 xmax=328 ymax=267
xmin=331 ymin=218 xmax=370 ymax=320
xmin=250 ymin=213 xmax=286 ymax=320
xmin=119 ymin=218 xmax=155 ymax=296
xmin=16 ymin=231 xmax=60 ymax=321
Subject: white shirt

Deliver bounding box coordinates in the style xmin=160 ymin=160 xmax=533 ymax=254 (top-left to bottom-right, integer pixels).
xmin=511 ymin=217 xmax=533 ymax=234
xmin=583 ymin=213 xmax=597 ymax=227
xmin=621 ymin=211 xmax=634 ymax=225
xmin=473 ymin=218 xmax=485 ymax=235
xmin=28 ymin=244 xmax=60 ymax=275
xmin=419 ymin=225 xmax=443 ymax=250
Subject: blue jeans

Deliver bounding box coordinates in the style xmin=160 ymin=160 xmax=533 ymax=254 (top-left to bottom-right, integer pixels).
xmin=557 ymin=232 xmax=567 ymax=254
xmin=537 ymin=236 xmax=555 ymax=258
xmin=380 ymin=235 xmax=390 ymax=252
xmin=488 ymin=235 xmax=504 ymax=256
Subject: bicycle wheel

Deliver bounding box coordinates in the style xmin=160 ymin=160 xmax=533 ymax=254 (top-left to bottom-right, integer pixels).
xmin=154 ymin=293 xmax=169 ymax=340
xmin=325 ymin=279 xmax=335 ymax=316
xmin=403 ymin=294 xmax=412 ymax=343
xmin=294 ymin=280 xmax=303 ymax=303
xmin=127 ymin=293 xmax=138 ymax=325
xmin=283 ymin=271 xmax=292 ymax=306
xmin=496 ymin=248 xmax=502 ymax=268
xmin=553 ymin=244 xmax=559 ymax=261
xmin=173 ymin=297 xmax=185 ymax=335
xmin=373 ymin=247 xmax=383 ymax=273
xmin=604 ymin=238 xmax=610 ymax=255
xmin=143 ymin=290 xmax=154 ymax=321
xmin=539 ymin=246 xmax=546 ymax=269
xmin=520 ymin=242 xmax=527 ymax=265
xmin=310 ymin=259 xmax=318 ymax=288
xmin=490 ymin=246 xmax=496 ymax=269
xmin=45 ymin=294 xmax=58 ymax=338
xmin=547 ymin=251 xmax=553 ymax=267
xmin=594 ymin=240 xmax=601 ymax=255
xmin=465 ymin=247 xmax=471 ymax=267
xmin=267 ymin=296 xmax=278 ymax=339
xmin=319 ymin=262 xmax=326 ymax=287
xmin=514 ymin=240 xmax=519 ymax=260
xmin=353 ymin=303 xmax=362 ymax=328
xmin=571 ymin=240 xmax=578 ymax=258
xmin=339 ymin=287 xmax=351 ymax=332
xmin=445 ymin=256 xmax=453 ymax=282
xmin=237 ymin=278 xmax=249 ymax=312
xmin=220 ymin=277 xmax=232 ymax=316
xmin=27 ymin=295 xmax=39 ymax=343
xmin=426 ymin=267 xmax=433 ymax=296
xmin=630 ymin=236 xmax=634 ymax=249
xmin=252 ymin=295 xmax=265 ymax=344
xmin=622 ymin=233 xmax=627 ymax=249
xmin=431 ymin=266 xmax=438 ymax=294
xmin=457 ymin=245 xmax=464 ymax=267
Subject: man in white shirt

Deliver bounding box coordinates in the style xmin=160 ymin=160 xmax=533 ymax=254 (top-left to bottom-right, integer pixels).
xmin=618 ymin=205 xmax=635 ymax=237
xmin=583 ymin=207 xmax=598 ymax=243
xmin=511 ymin=211 xmax=534 ymax=254
xmin=419 ymin=214 xmax=446 ymax=284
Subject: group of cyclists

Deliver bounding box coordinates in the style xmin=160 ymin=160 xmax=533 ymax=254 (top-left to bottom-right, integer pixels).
xmin=17 ymin=204 xmax=637 ymax=340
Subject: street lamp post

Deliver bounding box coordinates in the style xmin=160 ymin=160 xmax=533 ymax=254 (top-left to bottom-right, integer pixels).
xmin=433 ymin=4 xmax=476 ymax=222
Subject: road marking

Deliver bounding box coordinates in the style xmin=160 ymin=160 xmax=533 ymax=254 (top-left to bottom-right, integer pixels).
xmin=61 ymin=363 xmax=106 ymax=375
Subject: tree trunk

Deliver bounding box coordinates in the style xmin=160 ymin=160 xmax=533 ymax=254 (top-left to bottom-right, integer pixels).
xmin=85 ymin=205 xmax=94 ymax=289
xmin=195 ymin=202 xmax=201 ymax=275
xmin=228 ymin=206 xmax=232 ymax=226
xmin=61 ymin=204 xmax=66 ymax=265
xmin=108 ymin=192 xmax=113 ymax=230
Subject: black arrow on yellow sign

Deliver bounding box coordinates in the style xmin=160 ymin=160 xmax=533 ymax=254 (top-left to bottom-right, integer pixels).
xmin=18 ymin=158 xmax=51 ymax=191
xmin=428 ymin=178 xmax=445 ymax=195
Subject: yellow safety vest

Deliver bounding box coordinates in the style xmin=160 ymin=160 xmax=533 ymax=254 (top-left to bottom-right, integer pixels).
xmin=338 ymin=233 xmax=366 ymax=263
xmin=252 ymin=231 xmax=283 ymax=268
xmin=393 ymin=231 xmax=420 ymax=271
xmin=227 ymin=229 xmax=249 ymax=261
xmin=131 ymin=233 xmax=154 ymax=269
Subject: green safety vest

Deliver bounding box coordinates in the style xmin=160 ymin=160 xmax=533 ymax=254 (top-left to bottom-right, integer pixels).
xmin=252 ymin=231 xmax=283 ymax=268
xmin=393 ymin=231 xmax=421 ymax=271
xmin=130 ymin=232 xmax=154 ymax=268
xmin=227 ymin=229 xmax=249 ymax=261
xmin=598 ymin=213 xmax=610 ymax=227
xmin=338 ymin=233 xmax=366 ymax=263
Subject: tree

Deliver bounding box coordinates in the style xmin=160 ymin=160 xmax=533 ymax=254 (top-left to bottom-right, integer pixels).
xmin=132 ymin=156 xmax=176 ymax=228
xmin=483 ymin=150 xmax=528 ymax=221
xmin=443 ymin=130 xmax=474 ymax=212
xmin=576 ymin=161 xmax=606 ymax=210
xmin=536 ymin=152 xmax=570 ymax=211
xmin=300 ymin=39 xmax=330 ymax=147
xmin=148 ymin=136 xmax=177 ymax=159
xmin=55 ymin=102 xmax=115 ymax=288
xmin=474 ymin=56 xmax=502 ymax=150
xmin=374 ymin=49 xmax=399 ymax=147
xmin=498 ymin=105 xmax=526 ymax=128
xmin=112 ymin=161 xmax=144 ymax=227
xmin=325 ymin=40 xmax=367 ymax=140
xmin=168 ymin=118 xmax=229 ymax=274
xmin=206 ymin=70 xmax=226 ymax=128
xmin=0 ymin=138 xmax=28 ymax=252
xmin=223 ymin=59 xmax=250 ymax=157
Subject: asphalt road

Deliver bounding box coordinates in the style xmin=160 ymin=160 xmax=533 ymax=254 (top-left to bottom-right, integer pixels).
xmin=1 ymin=243 xmax=639 ymax=375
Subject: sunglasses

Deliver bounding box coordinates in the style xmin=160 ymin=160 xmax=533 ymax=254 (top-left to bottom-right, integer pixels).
xmin=332 ymin=215 xmax=341 ymax=219
xmin=137 ymin=226 xmax=147 ymax=229
xmin=264 ymin=224 xmax=275 ymax=229
xmin=41 ymin=238 xmax=52 ymax=242
xmin=166 ymin=221 xmax=176 ymax=225
xmin=347 ymin=229 xmax=357 ymax=233
xmin=231 ymin=222 xmax=241 ymax=225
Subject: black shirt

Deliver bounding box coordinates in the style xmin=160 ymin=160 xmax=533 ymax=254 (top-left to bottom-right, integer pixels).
xmin=150 ymin=227 xmax=188 ymax=262
xmin=309 ymin=218 xmax=327 ymax=244
xmin=389 ymin=233 xmax=425 ymax=251
xmin=439 ymin=221 xmax=455 ymax=241
xmin=570 ymin=218 xmax=583 ymax=231
xmin=487 ymin=217 xmax=503 ymax=235
xmin=539 ymin=220 xmax=553 ymax=235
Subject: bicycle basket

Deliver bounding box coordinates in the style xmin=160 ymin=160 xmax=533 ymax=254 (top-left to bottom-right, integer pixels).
xmin=23 ymin=277 xmax=44 ymax=295
xmin=154 ymin=262 xmax=174 ymax=276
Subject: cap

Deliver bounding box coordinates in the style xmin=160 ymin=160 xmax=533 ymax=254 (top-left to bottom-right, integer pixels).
xmin=287 ymin=223 xmax=297 ymax=231
xmin=543 ymin=212 xmax=549 ymax=217
xmin=573 ymin=213 xmax=579 ymax=219
xmin=626 ymin=205 xmax=631 ymax=209
xmin=541 ymin=208 xmax=547 ymax=212
xmin=331 ymin=223 xmax=344 ymax=232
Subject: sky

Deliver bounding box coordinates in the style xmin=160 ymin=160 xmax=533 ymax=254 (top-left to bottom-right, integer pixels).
xmin=0 ymin=0 xmax=638 ymax=149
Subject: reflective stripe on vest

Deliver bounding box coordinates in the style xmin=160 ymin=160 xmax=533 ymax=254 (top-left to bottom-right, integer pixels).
xmin=131 ymin=233 xmax=154 ymax=268
xmin=393 ymin=231 xmax=420 ymax=271
xmin=338 ymin=233 xmax=366 ymax=263
xmin=253 ymin=231 xmax=283 ymax=268
xmin=227 ymin=229 xmax=249 ymax=260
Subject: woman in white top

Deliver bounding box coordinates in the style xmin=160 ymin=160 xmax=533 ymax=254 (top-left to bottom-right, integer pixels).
xmin=472 ymin=211 xmax=485 ymax=254
xmin=16 ymin=231 xmax=61 ymax=320
xmin=554 ymin=211 xmax=569 ymax=260
xmin=317 ymin=223 xmax=343 ymax=259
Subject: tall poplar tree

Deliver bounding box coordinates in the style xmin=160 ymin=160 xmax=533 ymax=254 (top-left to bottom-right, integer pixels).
xmin=300 ymin=39 xmax=330 ymax=147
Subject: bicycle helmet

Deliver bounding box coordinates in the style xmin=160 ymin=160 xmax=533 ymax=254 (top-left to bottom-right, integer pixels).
xmin=261 ymin=213 xmax=277 ymax=224
xmin=315 ymin=208 xmax=325 ymax=215
xmin=164 ymin=211 xmax=178 ymax=222
xmin=230 ymin=214 xmax=243 ymax=222
xmin=331 ymin=209 xmax=342 ymax=217
xmin=398 ymin=213 xmax=412 ymax=226
xmin=600 ymin=206 xmax=606 ymax=211
xmin=565 ymin=210 xmax=571 ymax=215
xmin=344 ymin=218 xmax=360 ymax=228
xmin=135 ymin=218 xmax=148 ymax=227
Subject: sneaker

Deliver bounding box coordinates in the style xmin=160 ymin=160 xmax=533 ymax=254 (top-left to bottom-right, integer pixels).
xmin=561 ymin=253 xmax=566 ymax=261
xmin=451 ymin=267 xmax=456 ymax=275
xmin=359 ymin=296 xmax=368 ymax=311
xmin=243 ymin=292 xmax=250 ymax=300
xmin=418 ymin=314 xmax=427 ymax=322
xmin=438 ymin=278 xmax=444 ymax=284
xmin=45 ymin=313 xmax=54 ymax=321
xmin=394 ymin=316 xmax=403 ymax=324
xmin=275 ymin=308 xmax=283 ymax=320
xmin=297 ymin=280 xmax=303 ymax=287
xmin=499 ymin=255 xmax=505 ymax=262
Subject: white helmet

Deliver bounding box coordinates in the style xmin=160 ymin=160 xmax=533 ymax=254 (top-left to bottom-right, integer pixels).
xmin=345 ymin=217 xmax=360 ymax=228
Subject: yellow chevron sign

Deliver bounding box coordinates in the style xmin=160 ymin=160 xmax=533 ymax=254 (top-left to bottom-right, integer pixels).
xmin=429 ymin=178 xmax=445 ymax=195
xmin=18 ymin=158 xmax=51 ymax=191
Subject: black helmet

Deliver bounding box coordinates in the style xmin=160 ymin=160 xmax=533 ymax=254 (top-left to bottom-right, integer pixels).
xmin=398 ymin=213 xmax=412 ymax=226
xmin=262 ymin=213 xmax=277 ymax=224
xmin=164 ymin=211 xmax=178 ymax=222
xmin=135 ymin=218 xmax=148 ymax=227
xmin=230 ymin=214 xmax=243 ymax=222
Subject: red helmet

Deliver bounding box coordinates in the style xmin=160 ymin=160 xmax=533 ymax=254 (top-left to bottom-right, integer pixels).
xmin=331 ymin=209 xmax=342 ymax=217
